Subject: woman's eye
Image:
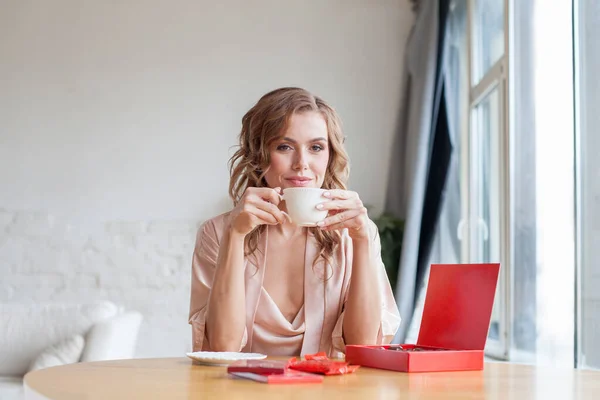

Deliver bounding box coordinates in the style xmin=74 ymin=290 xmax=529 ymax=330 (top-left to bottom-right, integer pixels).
xmin=277 ymin=144 xmax=292 ymax=151
xmin=311 ymin=144 xmax=324 ymax=152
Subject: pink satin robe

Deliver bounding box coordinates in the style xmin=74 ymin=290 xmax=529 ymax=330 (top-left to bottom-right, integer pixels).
xmin=188 ymin=212 xmax=401 ymax=357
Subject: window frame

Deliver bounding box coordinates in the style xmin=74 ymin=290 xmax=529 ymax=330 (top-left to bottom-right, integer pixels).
xmin=466 ymin=0 xmax=511 ymax=360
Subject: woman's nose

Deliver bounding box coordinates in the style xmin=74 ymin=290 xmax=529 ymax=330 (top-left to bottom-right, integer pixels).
xmin=293 ymin=151 xmax=309 ymax=171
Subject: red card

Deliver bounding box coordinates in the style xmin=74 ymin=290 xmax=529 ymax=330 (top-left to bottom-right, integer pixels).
xmin=230 ymin=370 xmax=324 ymax=384
xmin=227 ymin=359 xmax=293 ymax=375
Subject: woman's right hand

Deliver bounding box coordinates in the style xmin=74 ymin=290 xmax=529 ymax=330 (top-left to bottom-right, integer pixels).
xmin=229 ymin=187 xmax=289 ymax=236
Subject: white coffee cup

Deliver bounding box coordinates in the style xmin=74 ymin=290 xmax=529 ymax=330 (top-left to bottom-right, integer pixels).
xmin=281 ymin=187 xmax=330 ymax=226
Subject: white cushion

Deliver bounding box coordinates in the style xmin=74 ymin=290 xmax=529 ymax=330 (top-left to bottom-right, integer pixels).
xmin=81 ymin=311 xmax=143 ymax=362
xmin=27 ymin=334 xmax=85 ymax=372
xmin=0 ymin=377 xmax=24 ymax=400
xmin=0 ymin=302 xmax=118 ymax=376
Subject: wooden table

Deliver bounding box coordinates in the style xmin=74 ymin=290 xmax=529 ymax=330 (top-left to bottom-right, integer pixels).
xmin=23 ymin=357 xmax=600 ymax=399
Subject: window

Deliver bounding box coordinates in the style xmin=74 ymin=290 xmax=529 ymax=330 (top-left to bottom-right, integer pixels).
xmin=426 ymin=0 xmax=577 ymax=366
xmin=472 ymin=0 xmax=505 ymax=84
xmin=510 ymin=0 xmax=576 ymax=366
xmin=576 ymin=0 xmax=600 ymax=369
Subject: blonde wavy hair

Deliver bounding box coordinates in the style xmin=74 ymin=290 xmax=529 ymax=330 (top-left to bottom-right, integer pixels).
xmin=228 ymin=87 xmax=350 ymax=266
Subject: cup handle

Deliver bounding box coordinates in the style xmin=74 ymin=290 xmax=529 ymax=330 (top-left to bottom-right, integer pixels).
xmin=281 ymin=211 xmax=292 ymax=223
xmin=277 ymin=192 xmax=292 ymax=223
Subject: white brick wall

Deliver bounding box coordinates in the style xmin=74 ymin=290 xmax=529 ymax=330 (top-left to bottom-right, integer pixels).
xmin=0 ymin=208 xmax=199 ymax=358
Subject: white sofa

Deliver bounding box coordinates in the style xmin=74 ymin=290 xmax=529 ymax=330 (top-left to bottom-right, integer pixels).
xmin=0 ymin=301 xmax=142 ymax=400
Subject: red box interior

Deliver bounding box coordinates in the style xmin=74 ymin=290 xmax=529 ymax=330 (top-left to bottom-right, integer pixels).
xmin=345 ymin=263 xmax=501 ymax=372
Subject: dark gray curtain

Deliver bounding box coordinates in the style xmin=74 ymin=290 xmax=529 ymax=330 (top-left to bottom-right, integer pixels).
xmin=385 ymin=0 xmax=452 ymax=343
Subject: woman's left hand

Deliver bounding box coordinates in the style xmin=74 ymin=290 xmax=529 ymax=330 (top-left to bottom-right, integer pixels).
xmin=316 ymin=190 xmax=370 ymax=241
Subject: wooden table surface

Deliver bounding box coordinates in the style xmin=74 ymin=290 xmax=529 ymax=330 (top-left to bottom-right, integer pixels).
xmin=23 ymin=357 xmax=600 ymax=399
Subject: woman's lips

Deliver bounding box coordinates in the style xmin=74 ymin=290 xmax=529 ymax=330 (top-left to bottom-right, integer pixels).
xmin=285 ymin=177 xmax=313 ymax=187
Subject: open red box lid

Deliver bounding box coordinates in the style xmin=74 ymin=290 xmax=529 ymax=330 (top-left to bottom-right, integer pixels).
xmin=416 ymin=263 xmax=501 ymax=351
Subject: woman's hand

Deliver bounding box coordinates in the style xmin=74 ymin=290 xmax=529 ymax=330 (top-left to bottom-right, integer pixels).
xmin=316 ymin=190 xmax=370 ymax=241
xmin=230 ymin=187 xmax=289 ymax=236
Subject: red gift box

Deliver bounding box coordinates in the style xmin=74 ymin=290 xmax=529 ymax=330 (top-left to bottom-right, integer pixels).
xmin=345 ymin=263 xmax=501 ymax=373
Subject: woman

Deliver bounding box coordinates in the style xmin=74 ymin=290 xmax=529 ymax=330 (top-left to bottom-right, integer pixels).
xmin=189 ymin=87 xmax=400 ymax=357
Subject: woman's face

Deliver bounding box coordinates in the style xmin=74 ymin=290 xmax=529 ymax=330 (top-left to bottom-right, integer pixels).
xmin=264 ymin=111 xmax=330 ymax=189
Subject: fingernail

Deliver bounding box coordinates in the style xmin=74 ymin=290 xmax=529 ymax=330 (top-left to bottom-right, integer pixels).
xmin=323 ymin=192 xmax=331 ymax=198
xmin=316 ymin=204 xmax=324 ymax=210
xmin=317 ymin=221 xmax=325 ymax=226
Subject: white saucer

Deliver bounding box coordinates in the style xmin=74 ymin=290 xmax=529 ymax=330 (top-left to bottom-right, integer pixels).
xmin=186 ymin=351 xmax=267 ymax=366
